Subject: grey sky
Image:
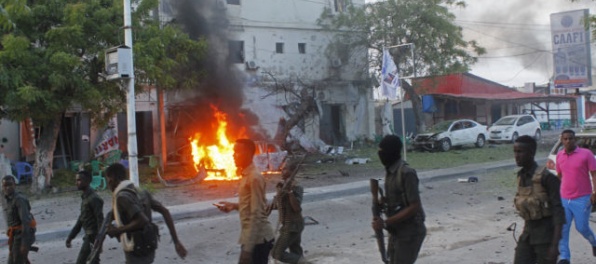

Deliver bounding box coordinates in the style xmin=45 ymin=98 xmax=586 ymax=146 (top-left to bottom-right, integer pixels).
xmin=451 ymin=0 xmax=595 ymax=87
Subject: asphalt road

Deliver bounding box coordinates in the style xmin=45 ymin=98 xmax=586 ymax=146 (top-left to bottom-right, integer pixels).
xmin=4 ymin=167 xmax=596 ymax=264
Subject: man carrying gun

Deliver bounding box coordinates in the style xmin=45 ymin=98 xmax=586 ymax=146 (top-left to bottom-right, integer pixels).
xmin=268 ymin=160 xmax=310 ymax=264
xmin=65 ymin=170 xmax=104 ymax=264
xmin=103 ymin=163 xmax=187 ymax=263
xmin=372 ymin=135 xmax=426 ymax=264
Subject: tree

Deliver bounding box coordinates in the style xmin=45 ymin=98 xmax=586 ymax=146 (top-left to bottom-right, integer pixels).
xmin=0 ymin=0 xmax=207 ymax=193
xmin=318 ymin=0 xmax=485 ymax=133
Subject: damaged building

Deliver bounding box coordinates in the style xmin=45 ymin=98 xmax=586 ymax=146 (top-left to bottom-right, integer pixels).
xmin=159 ymin=0 xmax=374 ymax=153
xmin=1 ymin=0 xmax=375 ymax=169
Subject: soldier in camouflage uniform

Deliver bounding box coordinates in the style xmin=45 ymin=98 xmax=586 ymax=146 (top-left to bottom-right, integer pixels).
xmin=268 ymin=161 xmax=308 ymax=264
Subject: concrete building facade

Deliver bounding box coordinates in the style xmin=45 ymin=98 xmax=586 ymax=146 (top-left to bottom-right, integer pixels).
xmin=221 ymin=0 xmax=374 ymax=147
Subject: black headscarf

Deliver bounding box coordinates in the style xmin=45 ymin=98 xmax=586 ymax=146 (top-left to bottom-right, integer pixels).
xmin=378 ymin=135 xmax=403 ymax=168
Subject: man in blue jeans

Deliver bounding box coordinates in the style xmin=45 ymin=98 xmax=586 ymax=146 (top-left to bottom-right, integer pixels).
xmin=555 ymin=130 xmax=596 ymax=264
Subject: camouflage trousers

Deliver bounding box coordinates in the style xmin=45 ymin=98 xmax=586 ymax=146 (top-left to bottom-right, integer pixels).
xmin=271 ymin=223 xmax=304 ymax=264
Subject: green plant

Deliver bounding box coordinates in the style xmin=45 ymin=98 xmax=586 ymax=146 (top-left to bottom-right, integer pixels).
xmin=52 ymin=168 xmax=75 ymax=188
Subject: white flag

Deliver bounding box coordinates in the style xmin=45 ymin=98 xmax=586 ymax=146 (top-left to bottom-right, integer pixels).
xmin=381 ymin=48 xmax=400 ymax=100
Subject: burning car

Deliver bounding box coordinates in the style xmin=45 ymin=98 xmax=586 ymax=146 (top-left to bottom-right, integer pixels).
xmin=412 ymin=119 xmax=488 ymax=152
xmin=253 ymin=141 xmax=288 ymax=174
xmin=187 ymin=105 xmax=288 ymax=181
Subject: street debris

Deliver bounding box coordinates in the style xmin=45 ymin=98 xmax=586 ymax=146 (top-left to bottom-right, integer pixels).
xmin=304 ymin=216 xmax=319 ymax=225
xmin=457 ymin=176 xmax=479 ymax=183
xmin=344 ymin=158 xmax=370 ymax=165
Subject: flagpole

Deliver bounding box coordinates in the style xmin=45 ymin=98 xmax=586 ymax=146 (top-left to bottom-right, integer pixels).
xmin=384 ymin=43 xmax=414 ymax=161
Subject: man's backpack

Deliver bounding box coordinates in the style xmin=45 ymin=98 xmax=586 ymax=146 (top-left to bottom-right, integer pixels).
xmin=118 ymin=187 xmax=160 ymax=256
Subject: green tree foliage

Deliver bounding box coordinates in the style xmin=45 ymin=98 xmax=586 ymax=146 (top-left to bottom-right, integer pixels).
xmin=0 ymin=0 xmax=29 ymax=31
xmin=0 ymin=0 xmax=207 ymax=192
xmin=570 ymin=0 xmax=596 ymax=41
xmin=318 ymin=0 xmax=485 ymax=131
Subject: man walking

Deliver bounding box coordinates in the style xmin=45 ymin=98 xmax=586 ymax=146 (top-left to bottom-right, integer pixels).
xmin=66 ymin=170 xmax=104 ymax=264
xmin=104 ymin=163 xmax=187 ymax=263
xmin=556 ymin=129 xmax=596 ymax=264
xmin=217 ymin=138 xmax=275 ymax=264
xmin=269 ymin=161 xmax=309 ymax=264
xmin=513 ymin=136 xmax=565 ymax=264
xmin=2 ymin=175 xmax=36 ymax=264
xmin=372 ymin=135 xmax=426 ymax=264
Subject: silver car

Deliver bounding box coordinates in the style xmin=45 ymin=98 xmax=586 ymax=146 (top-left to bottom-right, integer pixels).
xmin=412 ymin=119 xmax=488 ymax=152
xmin=488 ymin=114 xmax=541 ymax=143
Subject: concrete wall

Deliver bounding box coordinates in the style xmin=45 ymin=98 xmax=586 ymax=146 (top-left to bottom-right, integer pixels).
xmin=228 ymin=0 xmax=373 ymax=144
xmin=0 ymin=119 xmax=21 ymax=162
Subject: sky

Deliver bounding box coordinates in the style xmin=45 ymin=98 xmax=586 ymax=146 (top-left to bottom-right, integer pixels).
xmin=450 ymin=0 xmax=596 ymax=88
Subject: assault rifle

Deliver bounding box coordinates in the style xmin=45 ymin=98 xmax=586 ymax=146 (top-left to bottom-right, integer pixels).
xmin=279 ymin=154 xmax=307 ymax=194
xmin=267 ymin=155 xmax=307 ymax=216
xmin=370 ymin=179 xmax=389 ymax=264
xmin=86 ymin=212 xmax=114 ymax=264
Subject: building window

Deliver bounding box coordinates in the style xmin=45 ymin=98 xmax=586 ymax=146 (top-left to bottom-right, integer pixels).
xmin=298 ymin=43 xmax=306 ymax=54
xmin=276 ymin=43 xmax=284 ymax=54
xmin=334 ymin=0 xmax=347 ymax=12
xmin=226 ymin=0 xmax=240 ymax=5
xmin=229 ymin=40 xmax=244 ymax=63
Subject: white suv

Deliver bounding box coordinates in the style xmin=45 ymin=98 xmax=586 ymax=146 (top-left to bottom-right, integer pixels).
xmin=488 ymin=114 xmax=541 ymax=143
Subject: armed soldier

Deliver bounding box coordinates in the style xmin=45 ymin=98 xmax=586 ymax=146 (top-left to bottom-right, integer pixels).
xmin=2 ymin=175 xmax=36 ymax=264
xmin=371 ymin=135 xmax=426 ymax=264
xmin=512 ymin=135 xmax=565 ymax=264
xmin=65 ymin=170 xmax=104 ymax=264
xmin=268 ymin=160 xmax=309 ymax=264
xmin=104 ymin=163 xmax=187 ymax=263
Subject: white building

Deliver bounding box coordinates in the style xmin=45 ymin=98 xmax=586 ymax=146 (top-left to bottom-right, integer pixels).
xmin=162 ymin=0 xmax=375 ymax=148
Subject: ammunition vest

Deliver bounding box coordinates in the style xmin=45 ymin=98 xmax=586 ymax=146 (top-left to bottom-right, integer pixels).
xmin=385 ymin=161 xmax=407 ymax=218
xmin=514 ymin=167 xmax=553 ymax=221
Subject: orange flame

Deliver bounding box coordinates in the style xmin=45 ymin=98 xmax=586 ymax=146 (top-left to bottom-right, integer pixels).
xmin=189 ymin=107 xmax=245 ymax=181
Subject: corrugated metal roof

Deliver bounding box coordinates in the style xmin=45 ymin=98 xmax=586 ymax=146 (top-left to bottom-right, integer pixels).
xmin=413 ymin=73 xmax=576 ymax=102
xmin=429 ymin=92 xmax=575 ymax=102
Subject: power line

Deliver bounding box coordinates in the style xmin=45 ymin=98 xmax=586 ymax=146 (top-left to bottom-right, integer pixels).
xmin=478 ymin=50 xmax=546 ymax=59
xmin=498 ymin=52 xmax=545 ymax=83
xmin=456 ymin=19 xmax=550 ymax=32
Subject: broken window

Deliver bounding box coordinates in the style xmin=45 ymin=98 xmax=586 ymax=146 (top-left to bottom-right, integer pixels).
xmin=298 ymin=43 xmax=306 ymax=54
xmin=226 ymin=0 xmax=240 ymax=5
xmin=228 ymin=40 xmax=244 ymax=63
xmin=276 ymin=42 xmax=284 ymax=54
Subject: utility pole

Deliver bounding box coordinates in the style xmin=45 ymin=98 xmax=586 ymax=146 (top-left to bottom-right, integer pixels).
xmin=123 ymin=0 xmax=139 ymax=186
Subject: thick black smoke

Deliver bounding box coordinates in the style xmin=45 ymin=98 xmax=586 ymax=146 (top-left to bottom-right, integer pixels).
xmin=163 ymin=0 xmax=265 ymax=142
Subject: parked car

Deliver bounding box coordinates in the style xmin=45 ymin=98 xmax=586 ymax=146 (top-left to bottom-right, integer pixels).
xmin=584 ymin=112 xmax=596 ymax=130
xmin=412 ymin=119 xmax=488 ymax=152
xmin=488 ymin=114 xmax=541 ymax=143
xmin=546 ymin=131 xmax=596 ymax=175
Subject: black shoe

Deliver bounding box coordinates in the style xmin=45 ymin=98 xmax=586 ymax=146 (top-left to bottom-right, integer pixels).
xmin=557 ymin=260 xmax=570 ymax=264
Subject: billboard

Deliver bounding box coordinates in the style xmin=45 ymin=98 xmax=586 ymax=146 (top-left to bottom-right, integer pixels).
xmin=551 ymin=9 xmax=592 ymax=89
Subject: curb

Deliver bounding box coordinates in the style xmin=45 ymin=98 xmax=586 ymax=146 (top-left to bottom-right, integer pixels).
xmin=4 ymin=158 xmax=539 ymax=245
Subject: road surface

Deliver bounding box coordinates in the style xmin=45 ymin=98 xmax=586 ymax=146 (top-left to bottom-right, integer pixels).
xmin=3 ymin=168 xmax=595 ymax=263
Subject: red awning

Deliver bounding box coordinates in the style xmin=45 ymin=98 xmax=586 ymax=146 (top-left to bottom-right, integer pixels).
xmin=429 ymin=92 xmax=575 ymax=102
